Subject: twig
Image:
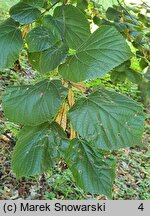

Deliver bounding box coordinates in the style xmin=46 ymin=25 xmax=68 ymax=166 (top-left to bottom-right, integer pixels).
xmin=41 ymin=0 xmax=61 ymax=15
xmin=142 ymin=1 xmax=150 ymax=8
xmin=117 ymin=0 xmax=135 ymax=22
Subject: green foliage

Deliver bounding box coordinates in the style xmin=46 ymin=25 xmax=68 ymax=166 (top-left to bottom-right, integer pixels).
xmin=0 ymin=18 xmax=23 ymax=69
xmin=45 ymin=168 xmax=86 ymax=200
xmin=0 ymin=0 xmax=147 ymax=198
xmin=9 ymin=0 xmax=44 ymax=24
xmin=111 ymin=62 xmax=142 ymax=84
xmin=66 ymin=138 xmax=116 ymax=198
xmin=29 ymin=44 xmax=68 ymax=73
xmin=48 ymin=5 xmax=91 ymax=49
xmin=59 ymin=26 xmax=132 ymax=82
xmin=68 ymin=89 xmax=144 ymax=150
xmin=92 ymin=0 xmax=150 ymax=104
xmin=2 ymin=79 xmax=68 ymax=126
xmin=0 ymin=0 xmax=18 ymax=15
xmin=12 ymin=122 xmax=69 ymax=177
xmin=26 ymin=26 xmax=59 ymax=52
xmin=96 ymin=0 xmax=118 ymax=9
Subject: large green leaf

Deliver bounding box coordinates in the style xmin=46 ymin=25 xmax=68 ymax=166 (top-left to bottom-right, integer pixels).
xmin=66 ymin=138 xmax=116 ymax=198
xmin=43 ymin=5 xmax=91 ymax=49
xmin=59 ymin=26 xmax=132 ymax=82
xmin=68 ymin=89 xmax=144 ymax=150
xmin=9 ymin=0 xmax=44 ymax=24
xmin=2 ymin=80 xmax=68 ymax=126
xmin=26 ymin=26 xmax=60 ymax=52
xmin=12 ymin=122 xmax=69 ymax=177
xmin=0 ymin=18 xmax=23 ymax=69
xmin=29 ymin=43 xmax=68 ymax=73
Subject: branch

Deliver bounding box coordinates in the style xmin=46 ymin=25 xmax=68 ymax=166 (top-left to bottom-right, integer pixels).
xmin=41 ymin=0 xmax=61 ymax=15
xmin=117 ymin=0 xmax=135 ymax=22
xmin=142 ymin=1 xmax=150 ymax=8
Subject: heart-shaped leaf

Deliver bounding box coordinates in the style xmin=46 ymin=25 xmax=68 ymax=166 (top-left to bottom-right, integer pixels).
xmin=12 ymin=122 xmax=69 ymax=177
xmin=2 ymin=80 xmax=68 ymax=126
xmin=9 ymin=0 xmax=44 ymax=24
xmin=0 ymin=18 xmax=23 ymax=69
xmin=59 ymin=26 xmax=132 ymax=82
xmin=43 ymin=5 xmax=91 ymax=49
xmin=68 ymin=89 xmax=144 ymax=150
xmin=66 ymin=138 xmax=116 ymax=198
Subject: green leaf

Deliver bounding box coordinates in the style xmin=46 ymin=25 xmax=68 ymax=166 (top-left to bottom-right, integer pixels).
xmin=68 ymin=89 xmax=144 ymax=150
xmin=139 ymin=58 xmax=148 ymax=70
xmin=26 ymin=26 xmax=60 ymax=52
xmin=2 ymin=80 xmax=68 ymax=126
xmin=139 ymin=80 xmax=150 ymax=107
xmin=43 ymin=5 xmax=91 ymax=49
xmin=111 ymin=61 xmax=142 ymax=84
xmin=22 ymin=0 xmax=44 ymax=7
xmin=0 ymin=18 xmax=23 ymax=69
xmin=114 ymin=60 xmax=131 ymax=72
xmin=110 ymin=71 xmax=126 ymax=83
xmin=29 ymin=43 xmax=68 ymax=73
xmin=42 ymin=14 xmax=62 ymax=39
xmin=12 ymin=122 xmax=69 ymax=178
xmin=93 ymin=0 xmax=118 ymax=10
xmin=125 ymin=69 xmax=142 ymax=84
xmin=9 ymin=0 xmax=44 ymax=24
xmin=77 ymin=0 xmax=88 ymax=11
xmin=66 ymin=138 xmax=116 ymax=198
xmin=106 ymin=7 xmax=121 ymax=21
xmin=59 ymin=26 xmax=132 ymax=82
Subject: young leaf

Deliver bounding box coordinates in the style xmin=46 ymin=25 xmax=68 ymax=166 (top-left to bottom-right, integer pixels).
xmin=59 ymin=26 xmax=132 ymax=82
xmin=43 ymin=5 xmax=91 ymax=49
xmin=0 ymin=18 xmax=23 ymax=69
xmin=2 ymin=80 xmax=68 ymax=126
xmin=26 ymin=26 xmax=60 ymax=52
xmin=66 ymin=138 xmax=116 ymax=198
xmin=29 ymin=43 xmax=68 ymax=73
xmin=68 ymin=89 xmax=144 ymax=150
xmin=12 ymin=122 xmax=69 ymax=178
xmin=106 ymin=7 xmax=121 ymax=21
xmin=9 ymin=0 xmax=44 ymax=24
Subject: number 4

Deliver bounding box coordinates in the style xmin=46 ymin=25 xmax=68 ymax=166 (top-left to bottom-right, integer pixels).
xmin=138 ymin=203 xmax=144 ymax=211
